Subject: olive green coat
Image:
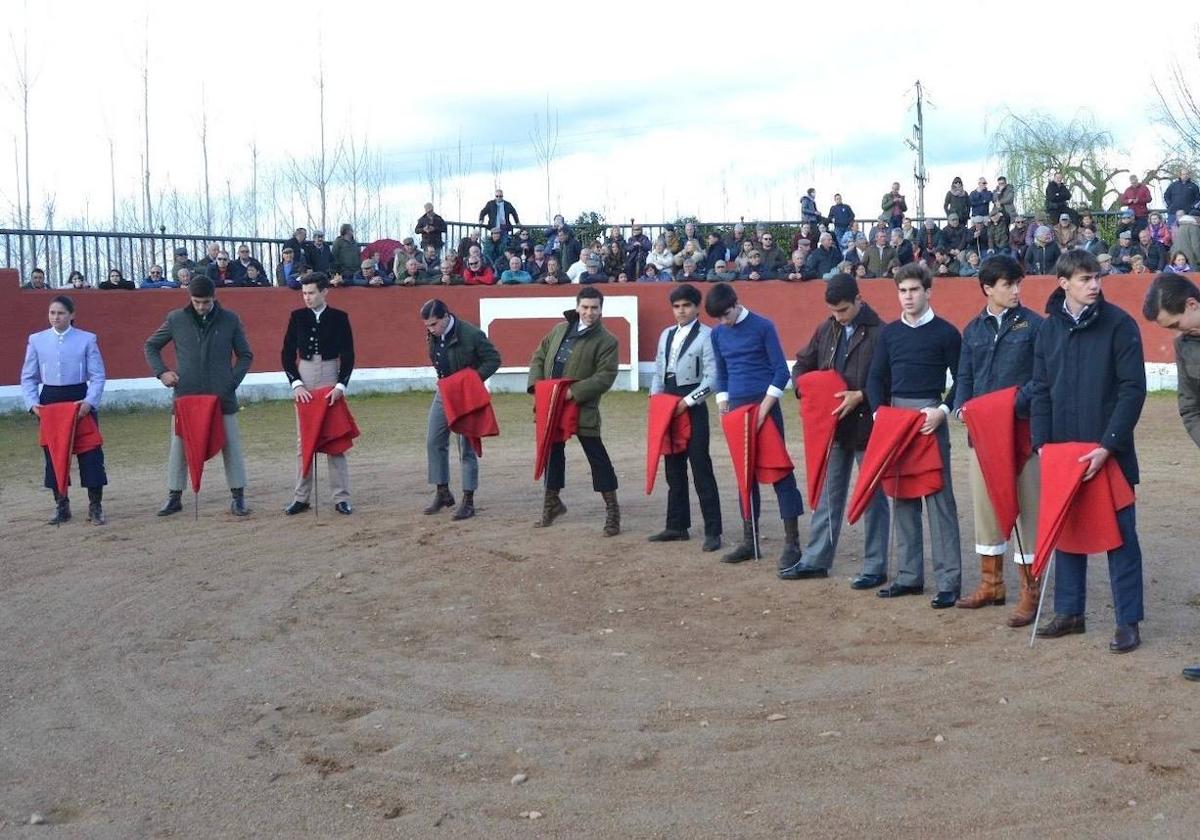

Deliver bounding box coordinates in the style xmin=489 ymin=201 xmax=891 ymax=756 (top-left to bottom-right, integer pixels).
xmin=527 ymin=311 xmax=618 ymax=437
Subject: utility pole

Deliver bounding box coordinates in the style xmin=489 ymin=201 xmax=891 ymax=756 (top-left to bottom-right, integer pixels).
xmin=905 ymin=80 xmax=929 ymax=220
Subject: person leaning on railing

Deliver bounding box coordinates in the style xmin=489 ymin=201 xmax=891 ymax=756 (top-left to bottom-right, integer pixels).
xmin=21 ymin=267 xmax=48 ymax=289
xmin=141 ymin=265 xmax=180 ymax=289
xmin=99 ymin=269 xmax=135 ymax=290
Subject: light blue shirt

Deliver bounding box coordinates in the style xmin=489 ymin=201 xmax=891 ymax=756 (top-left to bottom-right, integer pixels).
xmin=21 ymin=326 xmax=106 ymax=410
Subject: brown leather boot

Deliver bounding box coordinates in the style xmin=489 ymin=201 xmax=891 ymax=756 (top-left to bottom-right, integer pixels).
xmin=1007 ymin=563 xmax=1041 ymax=627
xmin=601 ymin=490 xmax=620 ymax=537
xmin=534 ymin=489 xmax=567 ymax=527
xmin=956 ymin=554 xmax=1006 ymax=608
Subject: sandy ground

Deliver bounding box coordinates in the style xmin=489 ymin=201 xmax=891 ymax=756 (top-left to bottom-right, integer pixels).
xmin=2 ymin=392 xmax=1200 ymax=839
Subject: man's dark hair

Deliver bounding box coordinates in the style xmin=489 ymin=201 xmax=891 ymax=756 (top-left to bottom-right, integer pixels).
xmin=705 ymin=282 xmax=738 ymax=318
xmin=978 ymin=254 xmax=1024 ymax=294
xmin=576 ymin=285 xmax=604 ymax=305
xmin=339 ymin=223 xmax=353 ymax=237
xmin=419 ymin=298 xmax=449 ymax=320
xmin=824 ymin=273 xmax=859 ymax=305
xmin=669 ymin=283 xmax=701 ymax=306
xmin=1143 ymin=272 xmax=1200 ymax=320
xmin=301 ymin=272 xmax=330 ymax=291
xmin=31 ymin=267 xmax=44 ymax=276
xmin=894 ymin=261 xmax=932 ymax=289
xmin=51 ymin=294 xmax=75 ymax=314
xmin=1054 ymin=249 xmax=1100 ymax=280
xmin=188 ymin=276 xmax=216 ymax=297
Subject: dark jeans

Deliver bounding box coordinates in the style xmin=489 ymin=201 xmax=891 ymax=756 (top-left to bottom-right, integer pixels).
xmin=546 ymin=435 xmax=618 ymax=493
xmin=727 ymin=397 xmax=803 ymax=520
xmin=663 ymin=401 xmax=722 ymax=536
xmin=1054 ymin=503 xmax=1143 ymax=625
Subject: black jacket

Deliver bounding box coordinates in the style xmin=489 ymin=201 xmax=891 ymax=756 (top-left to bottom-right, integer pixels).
xmin=1030 ymin=289 xmax=1146 ymax=484
xmin=1024 ymin=241 xmax=1061 ymax=275
xmin=803 ymin=244 xmax=843 ymax=279
xmin=478 ymin=199 xmax=520 ymax=229
xmin=937 ymin=224 xmax=967 ymax=253
xmin=426 ymin=317 xmax=501 ymax=381
xmin=414 ymin=212 xmax=447 ymax=249
xmin=791 ymin=303 xmax=884 ymax=449
xmin=281 ymin=306 xmax=355 ymax=388
xmin=954 ymin=304 xmax=1043 ymax=416
xmin=1044 ymin=181 xmax=1071 ymax=217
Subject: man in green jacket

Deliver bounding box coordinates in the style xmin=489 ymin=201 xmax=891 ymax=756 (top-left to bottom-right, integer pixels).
xmin=528 ymin=285 xmax=621 ymax=535
xmin=145 ymin=275 xmax=255 ymax=516
xmin=421 ymin=298 xmax=502 ymax=520
xmin=330 ymin=224 xmax=361 ymax=283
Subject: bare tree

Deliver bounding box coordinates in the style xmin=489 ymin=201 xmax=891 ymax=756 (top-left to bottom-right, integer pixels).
xmin=423 ymin=149 xmax=445 ymax=211
xmin=248 ymin=139 xmax=260 ymax=237
xmin=341 ymin=133 xmax=374 ymax=234
xmin=449 ymin=130 xmax=473 ymax=221
xmin=140 ymin=16 xmax=152 ymax=231
xmin=198 ymin=86 xmax=212 ymax=234
xmin=1152 ymin=34 xmax=1200 ymax=164
xmin=490 ymin=144 xmax=505 ymax=190
xmin=7 ymin=11 xmax=35 ymax=232
xmin=529 ymin=96 xmax=560 ymax=223
xmin=286 ymin=59 xmax=342 ymax=231
xmin=108 ymin=137 xmax=118 ymax=231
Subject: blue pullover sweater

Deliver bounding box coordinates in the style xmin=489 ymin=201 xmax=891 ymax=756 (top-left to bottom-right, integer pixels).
xmin=867 ymin=311 xmax=961 ymax=410
xmin=711 ymin=308 xmax=790 ymax=403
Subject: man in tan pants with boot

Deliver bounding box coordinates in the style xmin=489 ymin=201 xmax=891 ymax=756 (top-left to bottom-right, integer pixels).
xmin=953 ymin=255 xmax=1043 ymax=625
xmin=281 ymin=272 xmax=355 ymax=515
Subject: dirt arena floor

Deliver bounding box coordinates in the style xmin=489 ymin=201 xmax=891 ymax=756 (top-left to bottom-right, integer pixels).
xmin=2 ymin=391 xmax=1200 ymax=838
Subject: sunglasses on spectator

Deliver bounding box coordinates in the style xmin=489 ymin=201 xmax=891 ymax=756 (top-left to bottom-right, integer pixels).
xmin=150 ymin=270 xmax=162 ymax=275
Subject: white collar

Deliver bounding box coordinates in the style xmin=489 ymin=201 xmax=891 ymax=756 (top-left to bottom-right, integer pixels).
xmin=735 ymin=305 xmax=750 ymax=324
xmin=901 ymin=306 xmax=935 ymax=328
xmin=674 ymin=318 xmax=698 ymax=333
xmin=311 ymin=304 xmax=327 ymax=320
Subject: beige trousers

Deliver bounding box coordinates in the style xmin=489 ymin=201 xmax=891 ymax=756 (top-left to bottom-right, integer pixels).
xmin=967 ymin=447 xmax=1039 ymax=563
xmin=292 ymin=356 xmax=351 ymax=504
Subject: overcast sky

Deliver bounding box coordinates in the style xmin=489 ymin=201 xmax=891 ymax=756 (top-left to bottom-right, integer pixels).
xmin=3 ymin=1 xmax=1199 ymax=235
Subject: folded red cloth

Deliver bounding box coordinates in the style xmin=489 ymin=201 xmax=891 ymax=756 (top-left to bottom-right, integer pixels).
xmin=438 ymin=368 xmax=500 ymax=457
xmin=533 ymin=378 xmax=579 ymax=480
xmin=847 ymin=406 xmax=943 ymax=524
xmin=174 ymin=394 xmax=226 ymax=493
xmin=296 ymin=387 xmax=361 ymax=479
xmin=645 ymin=393 xmax=692 ymax=494
xmin=1032 ymin=442 xmax=1135 ymax=578
xmin=38 ymin=401 xmax=103 ymax=495
xmin=796 ymin=369 xmax=847 ymax=508
xmin=720 ymin=403 xmax=794 ymax=520
xmin=962 ymin=386 xmax=1034 ymax=539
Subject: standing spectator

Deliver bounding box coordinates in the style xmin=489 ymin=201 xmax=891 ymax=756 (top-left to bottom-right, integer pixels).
xmin=21 ymin=268 xmax=48 ymax=289
xmin=478 ymin=188 xmax=519 ymax=231
xmin=944 ymin=177 xmax=970 ymax=224
xmin=1120 ymin=174 xmax=1152 ymax=233
xmin=1164 ymin=168 xmax=1200 ymax=229
xmin=99 ymin=269 xmax=135 ymax=290
xmin=801 ymin=188 xmax=820 ymax=225
xmin=308 ymin=230 xmax=333 ymax=272
xmin=969 ymin=177 xmax=993 ymax=220
xmin=828 ymin=193 xmax=855 ymax=243
xmin=881 ymin=181 xmax=907 ymax=228
xmin=1044 ymin=171 xmax=1072 ymax=224
xmin=330 ymin=224 xmax=360 ymax=281
xmin=993 ymin=176 xmax=1017 ymax=220
xmin=284 ymin=228 xmax=313 ymax=269
xmin=414 ymin=203 xmax=447 ymax=253
xmin=170 ymin=247 xmax=196 ymax=283
xmin=196 ymin=243 xmax=222 ymax=273
xmin=1174 ymin=215 xmax=1200 ymax=267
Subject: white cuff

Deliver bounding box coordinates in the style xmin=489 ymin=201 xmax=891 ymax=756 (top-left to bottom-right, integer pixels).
xmin=766 ymin=385 xmax=784 ymax=399
xmin=938 ymin=404 xmax=950 ymax=416
xmin=975 ymin=542 xmax=1008 ymax=555
xmin=334 ymin=383 xmax=346 ymax=393
xmin=716 ymin=392 xmax=729 ymax=404
xmin=683 ymin=394 xmax=696 ymax=408
xmin=290 ymin=380 xmax=303 ymax=389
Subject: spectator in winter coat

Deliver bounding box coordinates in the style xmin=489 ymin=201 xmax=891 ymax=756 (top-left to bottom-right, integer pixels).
xmin=277 ymin=249 xmax=303 ymax=288
xmin=414 ymin=203 xmax=447 ymax=252
xmin=353 ymin=259 xmax=395 ymax=287
xmin=624 ymin=225 xmax=652 ymax=277
xmin=500 ymin=255 xmax=533 ymax=285
xmin=307 ymin=231 xmax=333 ymax=273
xmin=1096 ymin=253 xmax=1115 ymax=276
xmin=461 ymin=255 xmax=497 ymax=285
xmin=899 ymin=216 xmax=917 ymax=242
xmin=141 ymin=266 xmax=179 ymax=289
xmin=801 ymin=188 xmax=820 ymax=224
xmin=862 ymin=229 xmax=896 ymax=278
xmin=805 ymin=233 xmax=845 ymax=279
xmin=1173 ymin=216 xmax=1200 ymax=268
xmin=987 ymin=211 xmax=1011 ymax=254
xmin=783 ymin=251 xmax=808 ymax=282
xmin=1053 ymin=214 xmax=1079 ymax=249
xmin=1108 ymin=231 xmax=1140 ymax=274
xmin=1079 ymin=226 xmax=1108 ymax=257
xmin=1044 ymin=171 xmax=1072 ymax=223
xmin=330 ymin=225 xmax=361 ymax=280
xmin=395 ymin=258 xmax=430 ymax=286
xmin=915 ymin=220 xmax=939 ymax=261
xmin=889 ymin=228 xmax=915 ymax=266
xmin=968 ymin=177 xmax=993 ymax=219
xmin=757 ymin=233 xmax=788 ymax=274
xmin=1008 ymin=216 xmax=1030 ymax=260
xmin=706 ymin=260 xmax=739 ymax=282
xmin=1138 ymin=229 xmax=1165 ymax=272
xmin=931 ymin=248 xmax=961 ymax=277
xmin=1164 ymin=169 xmax=1200 ymax=228
xmin=1165 ymin=252 xmax=1194 ymax=273
xmin=960 ymin=218 xmax=991 ymax=262
xmin=844 ymin=233 xmax=870 ymax=269
xmin=958 ymin=251 xmax=982 ymax=277
xmin=526 ymin=246 xmax=549 ymax=281
xmin=1024 ymin=226 xmax=1061 ymax=274
xmin=99 ymin=268 xmax=136 ymax=290
xmin=482 ymin=228 xmax=508 ymax=269
xmin=1120 ymin=175 xmax=1152 ymax=232
xmin=738 ymin=251 xmax=772 ymax=281
xmin=944 ymin=177 xmax=970 ymax=222
xmin=937 ymin=214 xmax=968 ymax=256
xmin=828 ymin=194 xmax=855 ymax=242
xmin=1147 ymin=212 xmax=1173 ymax=249
xmin=993 ymin=176 xmax=1017 ymax=220
xmin=430 ymin=262 xmax=461 ymax=286
xmin=881 ymin=181 xmax=907 ymax=228
xmin=541 ymin=256 xmax=569 ymax=286
xmin=478 ymin=189 xmax=519 ymax=231
xmin=648 ymin=237 xmax=675 ymax=278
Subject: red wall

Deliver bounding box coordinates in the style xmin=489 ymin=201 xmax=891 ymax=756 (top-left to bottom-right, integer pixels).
xmin=0 ymin=269 xmax=1182 ymax=384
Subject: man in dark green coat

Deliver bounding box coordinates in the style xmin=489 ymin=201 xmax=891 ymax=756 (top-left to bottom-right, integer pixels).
xmin=421 ymin=298 xmax=502 ymax=520
xmin=528 ymin=285 xmax=621 ymax=535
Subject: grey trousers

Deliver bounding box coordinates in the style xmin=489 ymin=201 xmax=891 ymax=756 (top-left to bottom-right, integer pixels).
xmin=167 ymin=412 xmax=247 ymax=492
xmin=293 ymin=357 xmax=350 ymax=504
xmin=803 ymin=442 xmax=889 ymax=575
xmin=891 ymin=399 xmax=962 ymax=593
xmin=427 ymin=390 xmax=478 ymax=491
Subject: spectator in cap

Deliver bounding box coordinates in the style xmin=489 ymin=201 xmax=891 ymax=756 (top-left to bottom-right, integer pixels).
xmin=1054 ymin=213 xmax=1079 ymax=249
xmin=961 ymin=217 xmax=990 ymax=262
xmin=1108 ymin=230 xmax=1139 ymax=274
xmin=526 ymin=244 xmax=549 ymax=281
xmin=354 ymin=258 xmax=395 ymax=287
xmin=307 ymin=230 xmax=332 ymax=273
xmin=1096 ymin=252 xmax=1115 ymax=276
xmin=171 ymin=247 xmax=196 ymax=283
xmin=915 ymin=219 xmax=939 ymax=261
xmin=277 ymin=247 xmax=302 ymax=289
xmin=577 ymin=255 xmax=609 ymax=285
xmin=986 ymin=211 xmax=1011 ymax=256
xmin=937 ymin=212 xmax=967 ymax=256
xmin=1120 ymin=174 xmax=1152 ymax=233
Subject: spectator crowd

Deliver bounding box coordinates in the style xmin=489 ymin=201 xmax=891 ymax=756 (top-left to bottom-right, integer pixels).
xmin=19 ymin=169 xmax=1200 ymax=290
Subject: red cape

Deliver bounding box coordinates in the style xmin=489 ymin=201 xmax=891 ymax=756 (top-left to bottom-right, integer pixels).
xmin=533 ymin=378 xmax=579 ymax=480
xmin=438 ymin=368 xmax=500 ymax=457
xmin=296 ymin=387 xmax=361 ymax=479
xmin=174 ymin=394 xmax=227 ymax=493
xmin=796 ymin=369 xmax=848 ymax=508
xmin=1031 ymin=442 xmax=1136 ymax=578
xmin=847 ymin=406 xmax=943 ymax=524
xmin=720 ymin=404 xmax=794 ymax=520
xmin=962 ymin=386 xmax=1034 ymax=538
xmin=645 ymin=393 xmax=692 ymax=495
xmin=38 ymin=401 xmax=103 ymax=496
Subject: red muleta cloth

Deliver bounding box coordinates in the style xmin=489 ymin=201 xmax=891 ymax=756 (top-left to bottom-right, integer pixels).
xmin=438 ymin=368 xmax=500 ymax=457
xmin=1031 ymin=442 xmax=1135 ymax=578
xmin=173 ymin=394 xmax=226 ymax=493
xmin=796 ymin=369 xmax=847 ymax=509
xmin=533 ymin=378 xmax=579 ymax=480
xmin=296 ymin=386 xmax=361 ymax=479
xmin=38 ymin=401 xmax=103 ymax=496
xmin=847 ymin=406 xmax=943 ymax=524
xmin=645 ymin=393 xmax=692 ymax=494
xmin=720 ymin=403 xmax=794 ymax=520
xmin=962 ymin=386 xmax=1034 ymax=538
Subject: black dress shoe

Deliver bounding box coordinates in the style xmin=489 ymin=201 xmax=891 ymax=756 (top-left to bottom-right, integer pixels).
xmin=701 ymin=534 xmax=722 ymax=552
xmin=335 ymin=502 xmax=353 ymax=515
xmin=1182 ymin=665 xmax=1200 ymax=682
xmin=648 ymin=529 xmax=689 ymax=542
xmin=777 ymin=563 xmax=829 ymax=581
xmin=1036 ymin=613 xmax=1086 ymax=638
xmin=283 ymin=500 xmax=311 ymax=516
xmin=877 ymin=582 xmax=924 ymax=598
xmin=850 ymin=573 xmax=886 ymax=590
xmin=930 ymin=591 xmax=959 ymax=609
xmin=1109 ymin=623 xmax=1140 ymax=654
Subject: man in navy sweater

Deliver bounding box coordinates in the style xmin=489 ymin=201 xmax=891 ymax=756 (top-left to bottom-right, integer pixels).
xmin=1031 ymin=250 xmax=1146 ymax=653
xmin=867 ymin=262 xmax=964 ymax=608
xmin=704 ymin=283 xmax=804 ymax=569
